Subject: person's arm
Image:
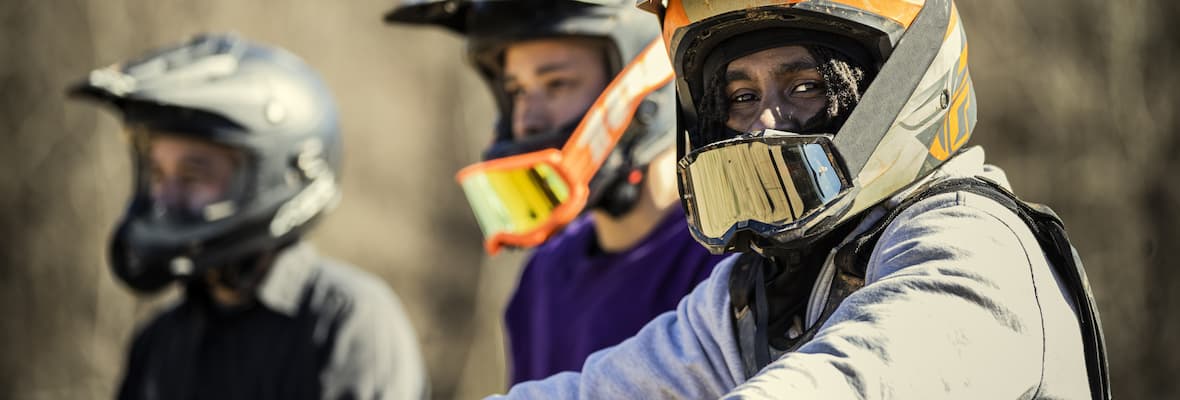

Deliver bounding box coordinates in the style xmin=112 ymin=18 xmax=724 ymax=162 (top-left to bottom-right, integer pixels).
xmin=488 ymin=256 xmax=747 ymax=399
xmin=724 ymin=192 xmax=1049 ymax=399
xmin=320 ymin=273 xmax=428 ymax=400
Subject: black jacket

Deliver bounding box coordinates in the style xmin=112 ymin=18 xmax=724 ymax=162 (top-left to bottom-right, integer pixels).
xmin=117 ymin=243 xmax=427 ymax=400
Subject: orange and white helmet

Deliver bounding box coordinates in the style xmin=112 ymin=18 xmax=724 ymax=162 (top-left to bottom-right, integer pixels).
xmin=639 ymin=0 xmax=976 ymax=254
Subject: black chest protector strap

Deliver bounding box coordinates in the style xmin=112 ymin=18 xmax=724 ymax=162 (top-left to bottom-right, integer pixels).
xmin=730 ymin=232 xmax=866 ymax=379
xmin=730 ymin=177 xmax=1110 ymax=400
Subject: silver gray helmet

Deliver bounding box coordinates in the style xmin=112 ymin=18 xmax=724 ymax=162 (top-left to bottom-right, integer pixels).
xmin=69 ymin=33 xmax=342 ymax=292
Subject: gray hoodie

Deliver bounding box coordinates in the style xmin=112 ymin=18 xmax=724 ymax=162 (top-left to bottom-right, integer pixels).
xmin=489 ymin=147 xmax=1090 ymax=399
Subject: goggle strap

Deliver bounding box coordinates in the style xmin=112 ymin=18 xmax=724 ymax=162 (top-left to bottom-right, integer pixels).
xmin=559 ymin=37 xmax=674 ymax=185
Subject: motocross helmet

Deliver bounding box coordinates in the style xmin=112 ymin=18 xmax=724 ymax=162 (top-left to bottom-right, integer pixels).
xmin=386 ymin=0 xmax=677 ymax=254
xmin=640 ymin=0 xmax=976 ymax=254
xmin=69 ymin=33 xmax=342 ymax=293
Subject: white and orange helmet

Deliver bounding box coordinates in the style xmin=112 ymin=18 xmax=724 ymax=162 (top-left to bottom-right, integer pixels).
xmin=639 ymin=0 xmax=976 ymax=253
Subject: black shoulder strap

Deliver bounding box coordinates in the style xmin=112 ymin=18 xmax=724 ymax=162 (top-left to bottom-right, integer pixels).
xmin=729 ymin=252 xmax=772 ymax=377
xmin=861 ymin=177 xmax=1111 ymax=400
xmin=730 ymin=248 xmax=865 ymax=379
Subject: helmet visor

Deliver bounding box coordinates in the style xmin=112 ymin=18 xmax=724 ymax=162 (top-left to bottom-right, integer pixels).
xmin=456 ymin=149 xmax=586 ymax=254
xmin=127 ymin=126 xmax=253 ymax=227
xmin=679 ymin=132 xmax=850 ymax=251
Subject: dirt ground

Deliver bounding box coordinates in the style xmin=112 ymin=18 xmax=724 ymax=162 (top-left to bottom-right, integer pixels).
xmin=1 ymin=1 xmax=1177 ymax=399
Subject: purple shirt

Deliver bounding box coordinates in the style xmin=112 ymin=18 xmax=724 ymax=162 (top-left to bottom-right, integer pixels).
xmin=504 ymin=207 xmax=726 ymax=384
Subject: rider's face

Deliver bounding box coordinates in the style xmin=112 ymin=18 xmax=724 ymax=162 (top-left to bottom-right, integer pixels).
xmin=503 ymin=38 xmax=609 ymax=140
xmin=147 ymin=134 xmax=239 ymax=217
xmin=722 ymin=45 xmax=828 ymax=133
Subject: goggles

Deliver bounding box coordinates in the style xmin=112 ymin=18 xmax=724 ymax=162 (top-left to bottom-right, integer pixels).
xmin=678 ymin=131 xmax=851 ymax=254
xmin=456 ymin=37 xmax=674 ymax=254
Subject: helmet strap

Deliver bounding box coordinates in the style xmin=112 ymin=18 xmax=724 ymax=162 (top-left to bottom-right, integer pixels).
xmin=210 ymin=236 xmax=295 ymax=295
xmin=592 ymin=161 xmax=645 ymax=218
xmin=589 ymin=115 xmax=659 ymax=218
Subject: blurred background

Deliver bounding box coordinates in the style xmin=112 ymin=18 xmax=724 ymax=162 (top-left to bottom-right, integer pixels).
xmin=0 ymin=0 xmax=1176 ymax=399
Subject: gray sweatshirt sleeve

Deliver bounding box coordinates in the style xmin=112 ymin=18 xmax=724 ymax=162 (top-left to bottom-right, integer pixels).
xmin=319 ymin=264 xmax=429 ymax=400
xmin=723 ymin=192 xmax=1052 ymax=399
xmin=487 ymin=255 xmax=748 ymax=400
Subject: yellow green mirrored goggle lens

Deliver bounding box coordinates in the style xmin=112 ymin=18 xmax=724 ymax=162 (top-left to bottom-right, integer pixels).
xmin=459 ymin=163 xmax=571 ymax=241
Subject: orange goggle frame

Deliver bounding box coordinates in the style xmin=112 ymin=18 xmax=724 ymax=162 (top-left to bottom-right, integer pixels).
xmin=456 ymin=38 xmax=674 ymax=254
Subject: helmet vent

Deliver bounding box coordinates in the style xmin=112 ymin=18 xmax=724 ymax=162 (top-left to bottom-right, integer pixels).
xmin=170 ymin=257 xmax=194 ymax=276
xmin=265 ymin=101 xmax=288 ymax=124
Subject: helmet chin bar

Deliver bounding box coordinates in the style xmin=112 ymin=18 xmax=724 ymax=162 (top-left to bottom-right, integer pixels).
xmin=110 ymin=192 xmax=298 ymax=293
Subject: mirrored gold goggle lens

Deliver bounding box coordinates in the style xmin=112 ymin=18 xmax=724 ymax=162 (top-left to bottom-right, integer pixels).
xmin=459 ymin=163 xmax=571 ymax=239
xmin=682 ymin=138 xmax=846 ymax=240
